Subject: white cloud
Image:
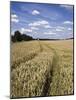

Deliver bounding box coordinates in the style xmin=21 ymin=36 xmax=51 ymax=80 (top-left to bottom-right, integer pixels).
xmin=63 ymin=21 xmax=73 ymax=25
xmin=11 ymin=14 xmax=19 ymax=23
xmin=39 ymin=20 xmax=49 ymax=25
xmin=56 ymin=26 xmax=65 ymax=30
xmin=56 ymin=28 xmax=63 ymax=32
xmin=11 ymin=14 xmax=18 ymax=18
xmin=11 ymin=18 xmax=19 ymax=23
xmin=60 ymin=5 xmax=73 ymax=10
xmin=11 ymin=30 xmax=15 ymax=35
xmin=55 ymin=26 xmax=66 ymax=32
xmin=44 ymin=31 xmax=56 ymax=35
xmin=21 ymin=28 xmax=25 ymax=33
xmin=56 ymin=26 xmax=73 ymax=32
xmin=32 ymin=10 xmax=40 ymax=15
xmin=44 ymin=25 xmax=52 ymax=29
xmin=29 ymin=20 xmax=49 ymax=27
xmin=29 ymin=22 xmax=40 ymax=26
xmin=68 ymin=28 xmax=72 ymax=31
xmin=34 ymin=32 xmax=38 ymax=34
xmin=21 ymin=28 xmax=32 ymax=33
xmin=31 ymin=27 xmax=38 ymax=30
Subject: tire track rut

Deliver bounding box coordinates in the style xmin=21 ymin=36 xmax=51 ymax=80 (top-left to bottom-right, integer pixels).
xmin=11 ymin=41 xmax=43 ymax=69
xmin=41 ymin=42 xmax=60 ymax=96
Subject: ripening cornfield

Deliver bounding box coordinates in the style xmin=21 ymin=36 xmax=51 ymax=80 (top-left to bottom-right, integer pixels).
xmin=10 ymin=40 xmax=74 ymax=98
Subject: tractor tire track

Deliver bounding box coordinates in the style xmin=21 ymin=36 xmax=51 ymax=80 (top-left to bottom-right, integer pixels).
xmin=41 ymin=43 xmax=61 ymax=96
xmin=11 ymin=41 xmax=43 ymax=70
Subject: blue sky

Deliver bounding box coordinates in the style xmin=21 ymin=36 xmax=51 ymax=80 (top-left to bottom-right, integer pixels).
xmin=11 ymin=1 xmax=74 ymax=39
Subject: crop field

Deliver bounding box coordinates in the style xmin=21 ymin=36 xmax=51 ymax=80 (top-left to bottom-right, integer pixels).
xmin=10 ymin=39 xmax=74 ymax=98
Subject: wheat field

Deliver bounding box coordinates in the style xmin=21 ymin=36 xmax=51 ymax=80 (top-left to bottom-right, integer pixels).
xmin=10 ymin=39 xmax=74 ymax=98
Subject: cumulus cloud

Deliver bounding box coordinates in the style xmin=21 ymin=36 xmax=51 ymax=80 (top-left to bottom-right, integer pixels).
xmin=44 ymin=25 xmax=52 ymax=29
xmin=11 ymin=14 xmax=19 ymax=23
xmin=30 ymin=27 xmax=39 ymax=30
xmin=11 ymin=19 xmax=19 ymax=23
xmin=44 ymin=31 xmax=56 ymax=35
xmin=68 ymin=28 xmax=72 ymax=31
xmin=11 ymin=14 xmax=17 ymax=18
xmin=55 ymin=26 xmax=66 ymax=32
xmin=56 ymin=28 xmax=63 ymax=32
xmin=29 ymin=22 xmax=40 ymax=26
xmin=56 ymin=26 xmax=65 ymax=30
xmin=63 ymin=21 xmax=73 ymax=25
xmin=39 ymin=20 xmax=49 ymax=25
xmin=32 ymin=10 xmax=40 ymax=15
xmin=29 ymin=20 xmax=49 ymax=27
xmin=21 ymin=28 xmax=32 ymax=33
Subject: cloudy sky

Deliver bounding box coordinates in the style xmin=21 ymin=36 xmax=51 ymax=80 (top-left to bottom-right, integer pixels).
xmin=11 ymin=1 xmax=74 ymax=39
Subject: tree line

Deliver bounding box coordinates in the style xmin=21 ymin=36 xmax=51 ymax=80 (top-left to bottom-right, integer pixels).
xmin=11 ymin=31 xmax=34 ymax=42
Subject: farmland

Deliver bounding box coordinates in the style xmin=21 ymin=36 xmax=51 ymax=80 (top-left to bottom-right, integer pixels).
xmin=10 ymin=39 xmax=74 ymax=98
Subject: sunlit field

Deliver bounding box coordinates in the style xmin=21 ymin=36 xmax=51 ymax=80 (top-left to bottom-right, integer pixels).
xmin=11 ymin=39 xmax=74 ymax=98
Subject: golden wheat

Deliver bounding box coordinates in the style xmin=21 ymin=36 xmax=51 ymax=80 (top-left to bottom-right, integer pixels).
xmin=11 ymin=40 xmax=73 ymax=98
